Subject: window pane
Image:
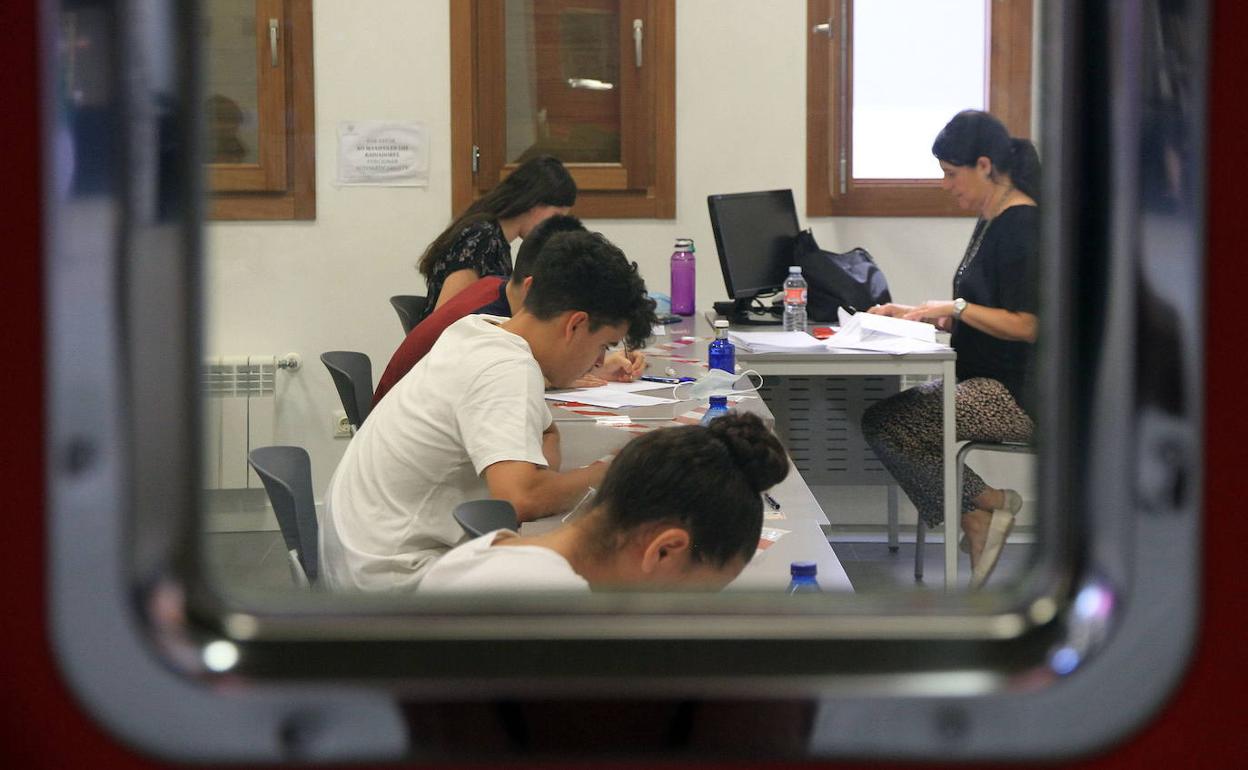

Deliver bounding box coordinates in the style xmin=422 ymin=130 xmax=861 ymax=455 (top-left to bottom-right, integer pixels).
xmin=505 ymin=0 xmax=621 ymax=164
xmin=852 ymin=0 xmax=986 ymax=179
xmin=203 ymin=0 xmax=259 ymax=164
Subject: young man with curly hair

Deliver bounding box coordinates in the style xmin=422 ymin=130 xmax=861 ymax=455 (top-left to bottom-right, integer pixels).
xmin=319 ymin=230 xmax=657 ymax=592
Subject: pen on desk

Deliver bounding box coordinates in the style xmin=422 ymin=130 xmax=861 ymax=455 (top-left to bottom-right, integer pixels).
xmin=763 ymin=492 xmax=781 ymax=510
xmin=639 ymin=375 xmax=695 ymax=384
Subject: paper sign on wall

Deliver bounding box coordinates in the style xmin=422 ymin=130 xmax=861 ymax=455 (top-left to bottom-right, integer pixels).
xmin=336 ymin=121 xmax=429 ymax=186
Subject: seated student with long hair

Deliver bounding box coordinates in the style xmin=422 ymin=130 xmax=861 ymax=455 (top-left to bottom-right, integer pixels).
xmin=373 ymin=215 xmax=644 ymax=406
xmin=420 ymin=412 xmax=789 ymax=592
xmin=416 ymin=155 xmax=576 ymax=322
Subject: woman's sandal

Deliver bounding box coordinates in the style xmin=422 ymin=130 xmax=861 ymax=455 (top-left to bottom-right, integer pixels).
xmin=960 ymin=489 xmax=1022 ymax=554
xmin=969 ymin=494 xmax=1020 ymax=589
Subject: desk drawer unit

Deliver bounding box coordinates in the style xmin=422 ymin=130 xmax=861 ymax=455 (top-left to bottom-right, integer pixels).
xmin=758 ymin=375 xmax=900 ymax=485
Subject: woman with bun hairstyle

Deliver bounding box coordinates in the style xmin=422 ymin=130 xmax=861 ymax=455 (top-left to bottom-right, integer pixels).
xmin=862 ymin=110 xmax=1041 ymax=590
xmin=419 ymin=412 xmax=789 ymax=592
xmin=415 ymin=155 xmax=576 ymax=322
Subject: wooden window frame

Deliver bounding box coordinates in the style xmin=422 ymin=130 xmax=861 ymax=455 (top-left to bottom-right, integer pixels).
xmin=451 ymin=0 xmax=676 ymax=219
xmin=806 ymin=0 xmax=1033 ymax=217
xmin=209 ymin=0 xmax=315 ymax=221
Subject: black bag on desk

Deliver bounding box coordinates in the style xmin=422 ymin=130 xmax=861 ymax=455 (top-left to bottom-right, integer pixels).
xmin=792 ymin=229 xmax=892 ymax=322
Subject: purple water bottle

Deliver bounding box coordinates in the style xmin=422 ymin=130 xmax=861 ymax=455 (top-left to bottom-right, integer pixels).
xmin=670 ymin=238 xmax=695 ymax=316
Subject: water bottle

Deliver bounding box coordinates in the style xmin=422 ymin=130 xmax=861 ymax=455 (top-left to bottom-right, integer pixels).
xmin=787 ymin=561 xmax=821 ymax=593
xmin=700 ymin=395 xmax=730 ymax=426
xmin=708 ymin=319 xmax=735 ymax=374
xmin=782 ymin=266 xmax=808 ymax=333
xmin=670 ymin=238 xmax=696 ymax=316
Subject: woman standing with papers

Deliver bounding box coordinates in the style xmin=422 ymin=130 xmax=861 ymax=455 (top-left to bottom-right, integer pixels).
xmin=861 ymin=110 xmax=1040 ymax=589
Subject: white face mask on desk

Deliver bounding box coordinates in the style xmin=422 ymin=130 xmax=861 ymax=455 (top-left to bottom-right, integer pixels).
xmin=673 ymin=369 xmax=763 ymax=401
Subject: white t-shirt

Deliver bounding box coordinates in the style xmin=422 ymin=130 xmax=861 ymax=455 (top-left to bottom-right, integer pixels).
xmin=319 ymin=315 xmax=553 ymax=592
xmin=418 ymin=530 xmax=589 ymax=592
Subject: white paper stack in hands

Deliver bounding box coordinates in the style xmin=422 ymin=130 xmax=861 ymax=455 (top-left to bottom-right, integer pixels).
xmin=824 ymin=308 xmax=951 ymax=354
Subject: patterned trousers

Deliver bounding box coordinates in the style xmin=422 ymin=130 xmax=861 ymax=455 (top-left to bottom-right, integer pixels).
xmin=861 ymin=377 xmax=1034 ymax=527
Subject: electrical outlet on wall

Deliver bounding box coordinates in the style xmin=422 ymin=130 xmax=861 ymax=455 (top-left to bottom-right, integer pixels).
xmin=332 ymin=410 xmax=352 ymax=438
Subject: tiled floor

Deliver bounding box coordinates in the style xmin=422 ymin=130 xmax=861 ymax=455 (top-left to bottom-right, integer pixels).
xmin=203 ymin=528 xmax=1034 ymax=594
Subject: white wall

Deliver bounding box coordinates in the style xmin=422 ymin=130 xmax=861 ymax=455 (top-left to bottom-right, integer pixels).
xmin=206 ymin=0 xmax=1030 ymax=519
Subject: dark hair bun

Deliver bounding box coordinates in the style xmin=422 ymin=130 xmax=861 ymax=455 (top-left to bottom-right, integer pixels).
xmin=707 ymin=412 xmax=789 ymax=493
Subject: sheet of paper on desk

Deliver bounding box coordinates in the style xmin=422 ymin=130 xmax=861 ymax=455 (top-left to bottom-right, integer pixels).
xmin=597 ymin=380 xmax=678 ymax=394
xmin=823 ymin=307 xmax=951 ymax=354
xmin=727 ymin=330 xmax=828 ymax=353
xmin=544 ymin=389 xmax=679 ymax=409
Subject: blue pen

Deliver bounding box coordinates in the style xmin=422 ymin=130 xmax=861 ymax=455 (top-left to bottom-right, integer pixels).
xmin=640 ymin=375 xmax=694 ymax=384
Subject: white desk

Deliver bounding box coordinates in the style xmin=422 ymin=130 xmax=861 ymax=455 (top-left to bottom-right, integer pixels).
xmin=667 ymin=314 xmax=961 ymax=591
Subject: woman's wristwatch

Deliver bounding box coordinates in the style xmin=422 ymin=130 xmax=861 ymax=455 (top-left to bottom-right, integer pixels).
xmin=953 ymin=297 xmax=968 ymax=320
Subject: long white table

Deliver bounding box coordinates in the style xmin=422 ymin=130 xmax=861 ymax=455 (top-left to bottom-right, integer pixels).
xmin=663 ymin=314 xmax=961 ymax=591
xmin=531 ymin=390 xmax=853 ymax=593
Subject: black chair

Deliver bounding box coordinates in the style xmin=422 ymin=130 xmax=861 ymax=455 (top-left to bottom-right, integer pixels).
xmin=247 ymin=446 xmax=319 ymax=585
xmin=321 ymin=351 xmax=373 ymax=430
xmin=389 ymin=295 xmax=428 ymax=335
xmin=452 ymin=499 xmax=519 ymax=538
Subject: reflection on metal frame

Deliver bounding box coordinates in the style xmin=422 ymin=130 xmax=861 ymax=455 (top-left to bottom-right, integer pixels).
xmin=43 ymin=0 xmax=1205 ymax=762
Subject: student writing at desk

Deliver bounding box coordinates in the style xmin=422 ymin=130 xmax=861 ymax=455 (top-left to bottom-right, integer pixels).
xmin=861 ymin=110 xmax=1040 ymax=589
xmin=319 ymin=231 xmax=656 ymax=592
xmin=415 ymin=155 xmax=576 ymax=323
xmin=420 ymin=413 xmax=789 ymax=592
xmin=373 ymin=216 xmax=645 ymax=406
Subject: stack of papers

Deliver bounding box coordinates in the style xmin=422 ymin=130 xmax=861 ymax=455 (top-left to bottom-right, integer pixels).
xmin=726 ymin=330 xmax=828 ymax=354
xmin=824 ymin=308 xmax=951 ymax=354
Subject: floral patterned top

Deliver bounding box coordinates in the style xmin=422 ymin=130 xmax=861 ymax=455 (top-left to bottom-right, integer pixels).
xmin=418 ymin=219 xmax=512 ymax=323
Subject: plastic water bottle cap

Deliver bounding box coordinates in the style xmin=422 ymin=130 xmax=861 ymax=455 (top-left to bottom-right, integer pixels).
xmin=713 ymin=319 xmax=729 ymax=328
xmin=789 ymin=265 xmax=802 ymax=274
xmin=790 ymin=561 xmax=817 ymax=577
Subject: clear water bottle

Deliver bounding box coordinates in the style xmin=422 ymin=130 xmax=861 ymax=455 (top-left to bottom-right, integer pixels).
xmin=700 ymin=395 xmax=730 ymax=426
xmin=708 ymin=319 xmax=735 ymax=374
xmin=670 ymin=238 xmax=696 ymax=316
xmin=782 ymin=266 xmax=808 ymax=333
xmin=787 ymin=561 xmax=821 ymax=593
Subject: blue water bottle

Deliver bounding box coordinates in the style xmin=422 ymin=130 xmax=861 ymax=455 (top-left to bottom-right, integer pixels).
xmin=788 ymin=561 xmax=821 ymax=593
xmin=700 ymin=396 xmax=730 ymax=426
xmin=708 ymin=319 xmax=735 ymax=374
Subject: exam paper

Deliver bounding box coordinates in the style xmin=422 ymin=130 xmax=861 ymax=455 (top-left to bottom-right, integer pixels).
xmin=595 ymin=380 xmax=678 ymax=394
xmin=544 ymin=388 xmax=680 ymax=409
xmin=727 ymin=330 xmax=828 ymax=353
xmin=823 ymin=308 xmax=951 ymax=354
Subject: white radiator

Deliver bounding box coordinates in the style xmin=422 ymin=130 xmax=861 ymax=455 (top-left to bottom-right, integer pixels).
xmin=202 ymin=354 xmax=297 ymax=490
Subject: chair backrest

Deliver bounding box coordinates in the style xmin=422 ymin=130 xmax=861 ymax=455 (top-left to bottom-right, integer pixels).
xmin=452 ymin=499 xmax=519 ymax=538
xmin=389 ymin=295 xmax=428 ymax=335
xmin=320 ymin=351 xmax=373 ymax=429
xmin=247 ymin=445 xmax=319 ymax=584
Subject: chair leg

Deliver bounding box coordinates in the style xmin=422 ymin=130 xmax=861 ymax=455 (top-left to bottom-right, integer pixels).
xmin=887 ymin=485 xmax=899 ymax=553
xmin=914 ymin=519 xmax=926 ymax=582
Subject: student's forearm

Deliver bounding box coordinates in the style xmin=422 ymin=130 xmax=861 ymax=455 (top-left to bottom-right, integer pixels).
xmin=511 ymin=463 xmax=606 ymax=523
